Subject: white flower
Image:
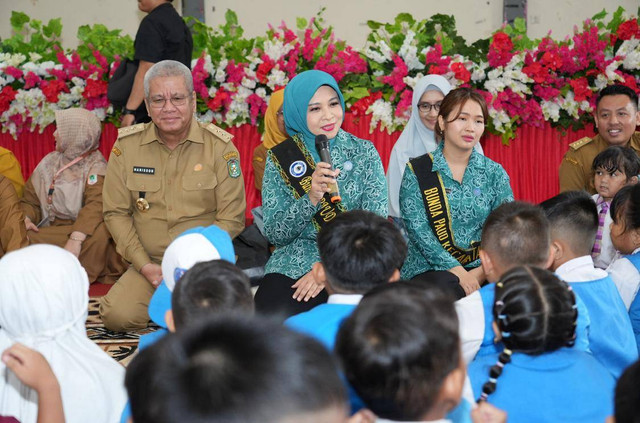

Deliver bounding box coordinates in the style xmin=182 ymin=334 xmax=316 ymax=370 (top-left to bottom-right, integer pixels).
xmin=267 ymin=69 xmax=288 ymax=90
xmin=362 ymin=47 xmax=388 ymax=64
xmin=197 ymin=110 xmax=215 ymax=123
xmin=540 ymin=100 xmax=561 ymax=122
xmin=403 ymin=73 xmax=425 ymax=89
xmin=367 ymin=99 xmax=395 ymax=133
xmin=241 ymin=76 xmax=256 ymax=89
xmin=255 ymin=87 xmax=267 ymax=99
xmin=378 ymin=41 xmax=394 ymax=62
xmin=594 ymin=74 xmax=609 ymax=90
xmin=263 ymin=39 xmax=295 ymax=61
xmin=605 ymin=60 xmax=624 ymax=82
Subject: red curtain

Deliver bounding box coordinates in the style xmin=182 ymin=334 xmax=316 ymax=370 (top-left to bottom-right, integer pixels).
xmin=0 ymin=116 xmax=596 ymax=221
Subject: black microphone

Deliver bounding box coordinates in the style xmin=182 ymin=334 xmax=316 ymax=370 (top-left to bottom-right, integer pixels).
xmin=315 ymin=134 xmax=341 ymax=203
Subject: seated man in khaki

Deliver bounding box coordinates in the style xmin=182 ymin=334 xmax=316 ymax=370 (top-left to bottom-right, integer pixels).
xmin=559 ymin=84 xmax=640 ymax=193
xmin=101 ymin=60 xmax=246 ymax=331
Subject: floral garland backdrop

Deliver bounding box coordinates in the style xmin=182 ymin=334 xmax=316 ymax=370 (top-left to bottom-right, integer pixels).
xmin=0 ymin=7 xmax=639 ymax=143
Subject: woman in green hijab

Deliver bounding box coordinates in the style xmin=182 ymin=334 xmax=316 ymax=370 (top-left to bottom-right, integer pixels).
xmin=254 ymin=70 xmax=388 ymax=319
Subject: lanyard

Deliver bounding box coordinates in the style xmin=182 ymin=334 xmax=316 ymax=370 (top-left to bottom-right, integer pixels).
xmin=46 ymin=150 xmax=96 ymax=206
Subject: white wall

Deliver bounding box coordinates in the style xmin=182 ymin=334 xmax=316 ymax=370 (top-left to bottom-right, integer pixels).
xmin=0 ymin=0 xmax=637 ymax=50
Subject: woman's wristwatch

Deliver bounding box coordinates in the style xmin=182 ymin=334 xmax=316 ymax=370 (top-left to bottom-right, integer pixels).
xmin=123 ymin=107 xmax=136 ymax=115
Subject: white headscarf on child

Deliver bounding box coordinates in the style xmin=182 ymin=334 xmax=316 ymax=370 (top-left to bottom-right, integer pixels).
xmin=0 ymin=245 xmax=126 ymax=423
xmin=386 ymin=75 xmax=484 ymax=218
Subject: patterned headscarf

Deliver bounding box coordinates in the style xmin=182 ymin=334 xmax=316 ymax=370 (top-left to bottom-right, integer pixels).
xmin=262 ymin=89 xmax=288 ymax=149
xmin=30 ymin=108 xmax=107 ymax=223
xmin=283 ymin=70 xmax=345 ymax=162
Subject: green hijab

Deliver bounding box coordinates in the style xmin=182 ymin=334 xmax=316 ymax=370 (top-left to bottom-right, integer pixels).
xmin=283 ymin=70 xmax=345 ymax=163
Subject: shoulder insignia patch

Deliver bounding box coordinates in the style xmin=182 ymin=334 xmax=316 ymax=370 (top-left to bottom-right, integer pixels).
xmin=204 ymin=122 xmax=233 ymax=143
xmin=563 ymin=156 xmax=580 ymax=166
xmin=117 ymin=123 xmax=145 ymax=139
xmin=223 ymin=151 xmax=239 ymax=162
xmin=227 ymin=158 xmax=241 ymax=178
xmin=568 ymin=136 xmax=593 ymax=151
xmin=254 ymin=156 xmax=264 ymax=162
xmin=111 ymin=146 xmax=122 ymax=157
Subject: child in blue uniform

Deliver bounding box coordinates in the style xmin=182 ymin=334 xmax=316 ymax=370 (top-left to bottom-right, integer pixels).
xmin=541 ymin=190 xmax=637 ymax=378
xmin=337 ymin=282 xmax=488 ymax=423
xmin=612 ymin=359 xmax=640 ymax=423
xmin=455 ymin=202 xmax=591 ymax=362
xmin=470 ymin=266 xmax=615 ymax=423
xmin=285 ymin=210 xmax=406 ymax=350
xmin=606 ymin=184 xmax=640 ymax=355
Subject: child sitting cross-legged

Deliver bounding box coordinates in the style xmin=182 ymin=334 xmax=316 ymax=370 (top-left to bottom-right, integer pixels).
xmin=541 ymin=190 xmax=637 ymax=378
xmin=590 ymin=146 xmax=640 ymax=269
xmin=469 ymin=266 xmax=615 ymax=423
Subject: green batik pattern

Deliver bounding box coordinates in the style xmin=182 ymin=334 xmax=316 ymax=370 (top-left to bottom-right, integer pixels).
xmin=262 ymin=129 xmax=388 ymax=279
xmin=400 ymin=143 xmax=514 ymax=278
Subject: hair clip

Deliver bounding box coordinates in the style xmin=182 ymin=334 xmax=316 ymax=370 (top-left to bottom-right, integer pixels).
xmin=497 ymin=282 xmax=504 ymax=288
xmin=567 ymin=285 xmax=573 ymax=292
xmin=496 ymin=361 xmax=505 ymax=368
xmin=489 ymin=377 xmax=497 ymax=384
xmin=495 ymin=300 xmax=504 ymax=307
xmin=501 ymin=331 xmax=511 ymax=338
xmin=571 ymin=304 xmax=578 ymax=310
xmin=498 ymin=313 xmax=507 ymax=321
xmin=503 ymin=348 xmax=513 ymax=356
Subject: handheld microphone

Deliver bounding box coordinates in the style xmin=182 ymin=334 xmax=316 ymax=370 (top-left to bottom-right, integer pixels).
xmin=315 ymin=134 xmax=341 ymax=203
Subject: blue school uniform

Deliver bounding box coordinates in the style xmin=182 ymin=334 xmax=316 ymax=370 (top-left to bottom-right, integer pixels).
xmin=469 ymin=349 xmax=614 ymax=423
xmin=616 ymin=252 xmax=640 ymax=354
xmin=475 ymin=284 xmax=591 ymax=357
xmin=567 ymin=277 xmax=637 ymax=378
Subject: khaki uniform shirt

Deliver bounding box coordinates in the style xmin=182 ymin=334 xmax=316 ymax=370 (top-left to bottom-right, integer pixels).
xmin=559 ymin=132 xmax=640 ymax=194
xmin=103 ymin=119 xmax=246 ymax=271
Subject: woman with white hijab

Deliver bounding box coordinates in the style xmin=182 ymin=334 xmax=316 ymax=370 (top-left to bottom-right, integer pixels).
xmin=386 ymin=75 xmax=484 ymax=220
xmin=0 ymin=245 xmax=126 ymax=423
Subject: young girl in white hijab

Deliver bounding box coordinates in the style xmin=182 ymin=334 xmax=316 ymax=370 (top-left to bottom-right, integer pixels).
xmin=0 ymin=245 xmax=127 ymax=423
xmin=387 ymin=75 xmax=484 ymax=220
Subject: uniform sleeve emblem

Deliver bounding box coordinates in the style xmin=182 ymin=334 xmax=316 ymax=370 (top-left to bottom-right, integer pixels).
xmin=111 ymin=146 xmax=122 ymax=157
xmin=227 ymin=158 xmax=241 ymax=178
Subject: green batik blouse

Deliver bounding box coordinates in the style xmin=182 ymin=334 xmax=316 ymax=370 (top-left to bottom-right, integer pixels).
xmin=262 ymin=129 xmax=388 ymax=279
xmin=400 ymin=142 xmax=513 ymax=278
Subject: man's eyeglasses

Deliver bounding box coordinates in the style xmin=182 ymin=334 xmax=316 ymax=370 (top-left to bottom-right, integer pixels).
xmin=417 ymin=102 xmax=441 ymax=113
xmin=148 ymin=95 xmax=190 ymax=109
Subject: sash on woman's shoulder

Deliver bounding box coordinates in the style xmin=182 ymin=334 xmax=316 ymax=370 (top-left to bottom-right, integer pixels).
xmin=408 ymin=153 xmax=480 ymax=266
xmin=269 ymin=134 xmax=345 ymax=232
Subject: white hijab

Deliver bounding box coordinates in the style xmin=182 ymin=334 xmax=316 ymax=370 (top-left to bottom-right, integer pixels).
xmin=0 ymin=245 xmax=126 ymax=423
xmin=386 ymin=75 xmax=484 ymax=217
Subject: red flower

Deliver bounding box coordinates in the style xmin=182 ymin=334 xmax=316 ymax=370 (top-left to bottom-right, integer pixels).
xmin=207 ymin=88 xmax=231 ymax=112
xmin=83 ymin=78 xmax=108 ymax=100
xmin=569 ymin=78 xmax=593 ymax=102
xmin=617 ymin=19 xmax=639 ymax=41
xmin=0 ymin=86 xmax=18 ymax=114
xmin=487 ymin=32 xmax=514 ymax=67
xmin=41 ymin=79 xmax=69 ymax=103
xmin=256 ymin=55 xmax=275 ymax=84
xmin=618 ymin=72 xmax=639 ymax=93
xmin=350 ymin=91 xmax=382 ymax=116
xmin=540 ymin=51 xmax=562 ymax=71
xmin=522 ymin=62 xmax=549 ymax=84
xmin=451 ymin=63 xmax=471 ymax=84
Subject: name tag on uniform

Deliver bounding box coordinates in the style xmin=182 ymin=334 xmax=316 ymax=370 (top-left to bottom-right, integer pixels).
xmin=133 ymin=166 xmax=155 ymax=175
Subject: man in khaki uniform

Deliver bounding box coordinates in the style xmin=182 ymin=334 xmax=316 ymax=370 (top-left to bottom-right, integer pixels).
xmin=101 ymin=60 xmax=245 ymax=331
xmin=559 ymin=84 xmax=640 ymax=194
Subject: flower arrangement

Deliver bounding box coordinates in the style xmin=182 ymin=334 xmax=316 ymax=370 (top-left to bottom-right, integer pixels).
xmin=0 ymin=7 xmax=639 ymax=143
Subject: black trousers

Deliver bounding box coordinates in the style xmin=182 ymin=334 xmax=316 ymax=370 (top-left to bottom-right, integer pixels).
xmin=254 ymin=273 xmax=329 ymax=322
xmin=410 ymin=270 xmax=466 ymax=300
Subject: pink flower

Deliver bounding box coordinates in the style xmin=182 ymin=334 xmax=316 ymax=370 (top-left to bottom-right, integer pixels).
xmin=424 ymin=44 xmax=452 ymax=70
xmin=191 ymin=55 xmax=210 ymax=99
xmin=380 ymin=54 xmax=408 ymax=94
xmin=225 ymin=60 xmax=246 ymax=84
xmin=533 ymin=85 xmax=561 ymax=101
xmin=4 ymin=66 xmax=23 ymax=80
xmin=395 ymin=89 xmax=412 ymax=119
xmin=302 ymin=27 xmax=324 ymax=61
xmin=247 ymin=93 xmax=267 ymax=125
xmin=23 ymin=72 xmax=42 ymax=90
xmin=92 ymin=50 xmax=109 ymax=71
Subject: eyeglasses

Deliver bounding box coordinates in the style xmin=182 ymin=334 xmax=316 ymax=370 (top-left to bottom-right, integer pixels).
xmin=148 ymin=95 xmax=191 ymax=109
xmin=417 ymin=102 xmax=441 ymax=113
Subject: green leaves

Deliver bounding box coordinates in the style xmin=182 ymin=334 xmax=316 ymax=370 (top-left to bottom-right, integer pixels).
xmin=2 ymin=11 xmax=62 ymax=61
xmin=76 ymin=24 xmax=134 ymax=63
